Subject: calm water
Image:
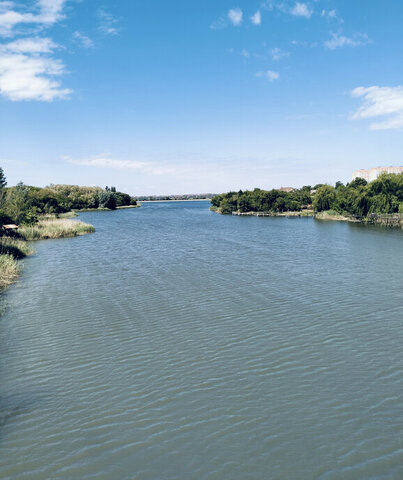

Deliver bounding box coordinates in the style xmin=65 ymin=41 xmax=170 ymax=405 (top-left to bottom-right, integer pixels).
xmin=0 ymin=201 xmax=402 ymax=480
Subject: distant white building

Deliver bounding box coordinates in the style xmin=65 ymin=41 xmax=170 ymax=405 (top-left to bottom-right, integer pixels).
xmin=352 ymin=166 xmax=403 ymax=182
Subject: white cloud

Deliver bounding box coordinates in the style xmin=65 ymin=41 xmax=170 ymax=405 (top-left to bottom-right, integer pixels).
xmin=73 ymin=31 xmax=94 ymax=49
xmin=98 ymin=9 xmax=119 ymax=36
xmin=240 ymin=48 xmax=250 ymax=57
xmin=0 ymin=0 xmax=66 ymax=36
xmin=256 ymin=70 xmax=279 ymax=82
xmin=250 ymin=11 xmax=261 ymax=25
xmin=351 ymin=86 xmax=403 ymax=130
xmin=36 ymin=0 xmax=65 ymax=24
xmin=325 ymin=32 xmax=370 ymax=50
xmin=64 ymin=155 xmax=176 ymax=175
xmin=290 ymin=2 xmax=313 ymax=19
xmin=321 ymin=9 xmax=337 ymax=18
xmin=1 ymin=36 xmax=56 ymax=53
xmin=270 ymin=47 xmax=289 ymax=61
xmin=0 ymin=47 xmax=71 ymax=101
xmin=0 ymin=1 xmax=71 ymax=101
xmin=228 ymin=8 xmax=243 ymax=26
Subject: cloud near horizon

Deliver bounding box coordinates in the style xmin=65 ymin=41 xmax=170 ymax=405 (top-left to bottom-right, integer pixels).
xmin=351 ymin=86 xmax=403 ymax=130
xmin=64 ymin=155 xmax=178 ymax=176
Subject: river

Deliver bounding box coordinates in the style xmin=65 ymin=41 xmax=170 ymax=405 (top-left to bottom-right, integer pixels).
xmin=0 ymin=201 xmax=402 ymax=479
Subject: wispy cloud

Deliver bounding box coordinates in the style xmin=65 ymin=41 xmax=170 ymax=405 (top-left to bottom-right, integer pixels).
xmin=73 ymin=31 xmax=94 ymax=49
xmin=0 ymin=37 xmax=70 ymax=100
xmin=256 ymin=70 xmax=279 ymax=82
xmin=98 ymin=8 xmax=119 ymax=36
xmin=290 ymin=2 xmax=313 ymax=19
xmin=250 ymin=11 xmax=261 ymax=25
xmin=325 ymin=32 xmax=371 ymax=50
xmin=64 ymin=155 xmax=176 ymax=175
xmin=351 ymin=86 xmax=403 ymax=130
xmin=321 ymin=9 xmax=338 ymax=19
xmin=228 ymin=8 xmax=243 ymax=26
xmin=270 ymin=47 xmax=289 ymax=61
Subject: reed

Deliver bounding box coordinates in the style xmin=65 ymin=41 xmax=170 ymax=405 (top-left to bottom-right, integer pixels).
xmin=0 ymin=254 xmax=19 ymax=290
xmin=19 ymin=218 xmax=95 ymax=241
xmin=0 ymin=237 xmax=35 ymax=259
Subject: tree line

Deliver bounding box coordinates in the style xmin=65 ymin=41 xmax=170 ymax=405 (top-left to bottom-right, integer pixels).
xmin=211 ymin=186 xmax=313 ymax=214
xmin=211 ymin=173 xmax=403 ymax=217
xmin=0 ymin=168 xmax=137 ymax=225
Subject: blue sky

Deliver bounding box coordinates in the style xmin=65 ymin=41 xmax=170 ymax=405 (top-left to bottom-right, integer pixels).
xmin=0 ymin=0 xmax=402 ymax=195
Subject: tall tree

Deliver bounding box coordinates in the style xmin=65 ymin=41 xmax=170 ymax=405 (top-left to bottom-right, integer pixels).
xmin=0 ymin=167 xmax=6 ymax=189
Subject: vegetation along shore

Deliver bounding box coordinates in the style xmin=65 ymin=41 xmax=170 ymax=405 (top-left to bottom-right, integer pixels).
xmin=0 ymin=168 xmax=137 ymax=292
xmin=211 ymin=172 xmax=403 ymax=228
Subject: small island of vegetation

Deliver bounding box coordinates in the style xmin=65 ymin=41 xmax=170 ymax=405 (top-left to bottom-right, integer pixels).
xmin=211 ymin=172 xmax=403 ymax=228
xmin=0 ymin=167 xmax=139 ymax=291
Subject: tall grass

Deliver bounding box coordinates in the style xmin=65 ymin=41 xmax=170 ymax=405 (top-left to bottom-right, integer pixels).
xmin=0 ymin=254 xmax=19 ymax=290
xmin=19 ymin=218 xmax=95 ymax=241
xmin=0 ymin=237 xmax=35 ymax=259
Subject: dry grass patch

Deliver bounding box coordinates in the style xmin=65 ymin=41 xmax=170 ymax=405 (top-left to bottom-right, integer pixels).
xmin=0 ymin=254 xmax=19 ymax=291
xmin=19 ymin=218 xmax=95 ymax=241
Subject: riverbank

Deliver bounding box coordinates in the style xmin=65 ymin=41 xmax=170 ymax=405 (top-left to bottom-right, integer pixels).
xmin=0 ymin=217 xmax=95 ymax=292
xmin=212 ymin=207 xmax=403 ymax=229
xmin=210 ymin=205 xmax=314 ymax=216
xmin=230 ymin=209 xmax=314 ymax=217
xmin=140 ymin=199 xmax=211 ymax=203
xmin=73 ymin=205 xmax=140 ymax=212
xmin=314 ymin=210 xmax=357 ymax=222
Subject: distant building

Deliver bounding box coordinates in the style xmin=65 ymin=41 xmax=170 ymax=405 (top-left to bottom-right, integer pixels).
xmin=352 ymin=166 xmax=403 ymax=182
xmin=279 ymin=187 xmax=295 ymax=193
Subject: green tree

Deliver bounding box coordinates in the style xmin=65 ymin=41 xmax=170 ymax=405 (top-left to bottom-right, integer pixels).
xmin=0 ymin=167 xmax=7 ymax=189
xmin=313 ymin=185 xmax=336 ymax=212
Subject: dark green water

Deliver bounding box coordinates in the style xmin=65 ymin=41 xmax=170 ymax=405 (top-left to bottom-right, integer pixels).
xmin=1 ymin=201 xmax=402 ymax=479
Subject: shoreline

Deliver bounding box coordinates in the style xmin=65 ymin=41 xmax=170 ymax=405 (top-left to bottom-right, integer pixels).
xmin=139 ymin=199 xmax=211 ymax=203
xmin=0 ymin=217 xmax=95 ymax=293
xmin=73 ymin=205 xmax=140 ymax=212
xmin=212 ymin=207 xmax=403 ymax=229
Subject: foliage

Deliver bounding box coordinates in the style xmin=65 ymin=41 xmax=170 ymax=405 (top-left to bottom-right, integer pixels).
xmin=316 ymin=173 xmax=403 ymax=217
xmin=312 ymin=185 xmax=337 ymax=212
xmin=0 ymin=167 xmax=7 ymax=189
xmin=211 ymin=187 xmax=312 ymax=214
xmin=211 ymin=173 xmax=403 ymax=218
xmin=0 ymin=176 xmax=137 ymax=225
xmin=98 ymin=190 xmax=117 ymax=209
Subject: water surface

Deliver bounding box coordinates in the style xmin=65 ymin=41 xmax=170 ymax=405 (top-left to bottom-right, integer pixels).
xmin=1 ymin=201 xmax=402 ymax=479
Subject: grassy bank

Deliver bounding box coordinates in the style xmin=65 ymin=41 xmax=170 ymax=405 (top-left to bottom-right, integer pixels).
xmin=19 ymin=218 xmax=95 ymax=241
xmin=0 ymin=254 xmax=19 ymax=290
xmin=211 ymin=206 xmax=314 ymax=217
xmin=0 ymin=217 xmax=95 ymax=291
xmin=314 ymin=210 xmax=355 ymax=222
